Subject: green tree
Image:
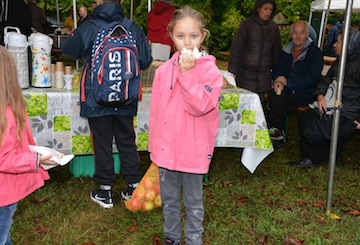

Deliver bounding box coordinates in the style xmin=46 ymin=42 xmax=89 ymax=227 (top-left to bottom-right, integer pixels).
xmin=40 ymin=0 xmax=315 ymax=54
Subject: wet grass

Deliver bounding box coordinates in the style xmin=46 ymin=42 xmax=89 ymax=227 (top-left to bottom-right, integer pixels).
xmin=11 ymin=115 xmax=360 ymax=244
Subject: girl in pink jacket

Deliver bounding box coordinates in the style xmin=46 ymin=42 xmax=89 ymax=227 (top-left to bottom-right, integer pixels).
xmin=0 ymin=46 xmax=56 ymax=244
xmin=148 ymin=6 xmax=223 ymax=245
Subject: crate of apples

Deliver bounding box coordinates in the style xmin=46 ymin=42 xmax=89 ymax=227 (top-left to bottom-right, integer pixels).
xmin=124 ymin=163 xmax=161 ymax=212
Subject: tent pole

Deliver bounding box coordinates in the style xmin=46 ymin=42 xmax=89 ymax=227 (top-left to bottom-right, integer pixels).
xmin=320 ymin=0 xmax=331 ymax=49
xmin=325 ymin=0 xmax=353 ymax=216
xmin=56 ymin=0 xmax=60 ymax=26
xmin=72 ymin=0 xmax=79 ymax=70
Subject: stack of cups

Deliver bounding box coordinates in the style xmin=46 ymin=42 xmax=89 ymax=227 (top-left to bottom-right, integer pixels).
xmin=51 ymin=64 xmax=56 ymax=87
xmin=55 ymin=61 xmax=64 ymax=89
xmin=63 ymin=66 xmax=73 ymax=90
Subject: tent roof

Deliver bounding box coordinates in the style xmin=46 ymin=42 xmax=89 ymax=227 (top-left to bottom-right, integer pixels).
xmin=311 ymin=0 xmax=360 ymax=12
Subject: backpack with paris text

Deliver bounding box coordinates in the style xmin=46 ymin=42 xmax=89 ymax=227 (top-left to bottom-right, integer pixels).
xmin=88 ymin=18 xmax=140 ymax=107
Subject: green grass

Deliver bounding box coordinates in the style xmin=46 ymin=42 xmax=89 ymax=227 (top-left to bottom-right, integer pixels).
xmin=11 ymin=117 xmax=360 ymax=245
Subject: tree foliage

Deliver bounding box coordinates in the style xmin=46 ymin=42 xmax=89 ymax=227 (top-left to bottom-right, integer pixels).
xmin=39 ymin=0 xmax=314 ymax=53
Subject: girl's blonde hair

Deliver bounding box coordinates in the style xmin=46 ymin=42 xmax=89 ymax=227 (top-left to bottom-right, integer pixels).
xmin=167 ymin=6 xmax=210 ymax=52
xmin=0 ymin=46 xmax=26 ymax=147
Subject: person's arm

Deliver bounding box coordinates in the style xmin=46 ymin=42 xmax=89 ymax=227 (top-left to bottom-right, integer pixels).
xmin=130 ymin=23 xmax=152 ymax=70
xmin=177 ymin=58 xmax=223 ymax=116
xmin=228 ymin=23 xmax=246 ymax=77
xmin=61 ymin=22 xmax=97 ymax=60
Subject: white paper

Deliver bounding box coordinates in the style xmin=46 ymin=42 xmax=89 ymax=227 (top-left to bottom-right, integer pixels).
xmin=220 ymin=70 xmax=236 ymax=87
xmin=29 ymin=145 xmax=74 ymax=170
xmin=241 ymin=148 xmax=273 ymax=174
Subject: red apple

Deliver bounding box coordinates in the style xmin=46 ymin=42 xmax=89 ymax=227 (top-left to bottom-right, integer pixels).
xmin=144 ymin=189 xmax=156 ymax=202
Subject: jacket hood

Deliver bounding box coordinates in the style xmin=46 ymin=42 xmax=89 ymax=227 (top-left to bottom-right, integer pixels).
xmin=152 ymin=1 xmax=175 ymax=14
xmin=252 ymin=0 xmax=277 ymax=18
xmin=347 ymin=29 xmax=360 ymax=56
xmin=92 ymin=2 xmax=125 ymax=22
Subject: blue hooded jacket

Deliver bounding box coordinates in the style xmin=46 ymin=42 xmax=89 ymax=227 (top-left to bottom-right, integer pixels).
xmin=61 ymin=2 xmax=152 ymax=118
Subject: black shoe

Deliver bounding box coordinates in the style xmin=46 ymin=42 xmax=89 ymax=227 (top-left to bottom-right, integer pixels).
xmin=289 ymin=158 xmax=318 ymax=169
xmin=121 ymin=182 xmax=139 ymax=201
xmin=269 ymin=127 xmax=284 ymax=141
xmin=90 ymin=188 xmax=113 ymax=209
xmin=163 ymin=237 xmax=181 ymax=245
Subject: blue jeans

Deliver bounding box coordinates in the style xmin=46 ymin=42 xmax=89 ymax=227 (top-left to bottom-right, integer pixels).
xmin=0 ymin=203 xmax=17 ymax=245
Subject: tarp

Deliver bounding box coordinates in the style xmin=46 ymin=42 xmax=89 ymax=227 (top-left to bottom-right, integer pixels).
xmin=311 ymin=0 xmax=360 ymax=11
xmin=309 ymin=0 xmax=360 ymax=47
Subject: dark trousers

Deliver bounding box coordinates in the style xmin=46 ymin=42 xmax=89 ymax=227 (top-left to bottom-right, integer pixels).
xmin=268 ymin=89 xmax=309 ymax=131
xmin=88 ymin=115 xmax=141 ymax=186
xmin=298 ymin=109 xmax=355 ymax=164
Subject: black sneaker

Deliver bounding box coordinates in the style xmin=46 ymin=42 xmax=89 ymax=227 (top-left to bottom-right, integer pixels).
xmin=90 ymin=188 xmax=113 ymax=209
xmin=288 ymin=158 xmax=318 ymax=169
xmin=121 ymin=182 xmax=139 ymax=201
xmin=269 ymin=127 xmax=284 ymax=141
xmin=163 ymin=237 xmax=182 ymax=245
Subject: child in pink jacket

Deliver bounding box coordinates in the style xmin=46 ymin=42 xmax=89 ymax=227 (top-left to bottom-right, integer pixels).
xmin=148 ymin=6 xmax=223 ymax=245
xmin=0 ymin=46 xmax=56 ymax=244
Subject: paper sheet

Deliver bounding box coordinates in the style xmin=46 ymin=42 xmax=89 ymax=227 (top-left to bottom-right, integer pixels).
xmin=29 ymin=145 xmax=74 ymax=170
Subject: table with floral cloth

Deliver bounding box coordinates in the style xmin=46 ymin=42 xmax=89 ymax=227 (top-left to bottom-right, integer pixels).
xmin=23 ymin=87 xmax=273 ymax=177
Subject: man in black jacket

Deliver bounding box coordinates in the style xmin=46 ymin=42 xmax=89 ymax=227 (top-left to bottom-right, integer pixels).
xmin=61 ymin=0 xmax=152 ymax=209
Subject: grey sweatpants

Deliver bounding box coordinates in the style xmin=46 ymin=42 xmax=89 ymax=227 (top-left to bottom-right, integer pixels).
xmin=160 ymin=168 xmax=204 ymax=245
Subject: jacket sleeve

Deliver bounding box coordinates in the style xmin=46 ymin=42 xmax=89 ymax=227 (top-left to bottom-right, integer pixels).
xmin=0 ymin=111 xmax=38 ymax=174
xmin=177 ymin=59 xmax=223 ymax=116
xmin=271 ymin=26 xmax=282 ymax=70
xmin=61 ymin=22 xmax=98 ymax=60
xmin=148 ymin=67 xmax=162 ymax=153
xmin=287 ymin=46 xmax=324 ymax=93
xmin=228 ymin=23 xmax=246 ymax=75
xmin=130 ymin=23 xmax=153 ymax=70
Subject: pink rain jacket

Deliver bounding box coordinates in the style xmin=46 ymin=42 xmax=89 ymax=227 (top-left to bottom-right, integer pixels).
xmin=149 ymin=52 xmax=223 ymax=174
xmin=0 ymin=107 xmax=49 ymax=206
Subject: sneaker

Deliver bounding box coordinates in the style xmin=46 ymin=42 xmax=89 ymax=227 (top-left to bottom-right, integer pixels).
xmin=163 ymin=237 xmax=182 ymax=245
xmin=269 ymin=127 xmax=284 ymax=141
xmin=121 ymin=182 xmax=139 ymax=201
xmin=288 ymin=158 xmax=318 ymax=169
xmin=90 ymin=188 xmax=113 ymax=209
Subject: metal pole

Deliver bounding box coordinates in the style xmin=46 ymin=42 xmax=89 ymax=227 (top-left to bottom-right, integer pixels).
xmin=130 ymin=0 xmax=133 ymax=20
xmin=72 ymin=0 xmax=79 ymax=70
xmin=56 ymin=0 xmax=60 ymax=26
xmin=320 ymin=0 xmax=331 ymax=49
xmin=326 ymin=0 xmax=353 ymax=216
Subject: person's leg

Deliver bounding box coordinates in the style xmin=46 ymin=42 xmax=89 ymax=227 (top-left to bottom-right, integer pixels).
xmin=88 ymin=116 xmax=115 ymax=186
xmin=269 ymin=89 xmax=309 ymax=131
xmin=160 ymin=168 xmax=182 ymax=244
xmin=113 ymin=115 xmax=141 ymax=184
xmin=0 ymin=203 xmax=17 ymax=245
xmin=182 ymin=172 xmax=204 ymax=245
xmin=88 ymin=116 xmax=115 ymax=208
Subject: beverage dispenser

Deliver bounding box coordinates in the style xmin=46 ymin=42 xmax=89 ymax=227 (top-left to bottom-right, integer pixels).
xmin=29 ymin=33 xmax=53 ymax=88
xmin=4 ymin=27 xmax=30 ymax=89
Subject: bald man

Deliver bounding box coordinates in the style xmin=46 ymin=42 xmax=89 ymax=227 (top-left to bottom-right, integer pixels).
xmin=78 ymin=6 xmax=92 ymax=27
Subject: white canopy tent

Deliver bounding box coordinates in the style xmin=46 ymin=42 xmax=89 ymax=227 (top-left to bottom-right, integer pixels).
xmin=309 ymin=0 xmax=360 ymax=47
xmin=54 ymin=0 xmax=154 ymax=26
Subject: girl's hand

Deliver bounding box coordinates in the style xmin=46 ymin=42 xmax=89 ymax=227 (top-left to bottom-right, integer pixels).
xmin=40 ymin=154 xmax=58 ymax=166
xmin=317 ymin=94 xmax=327 ymax=113
xmin=179 ymin=53 xmax=196 ymax=73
